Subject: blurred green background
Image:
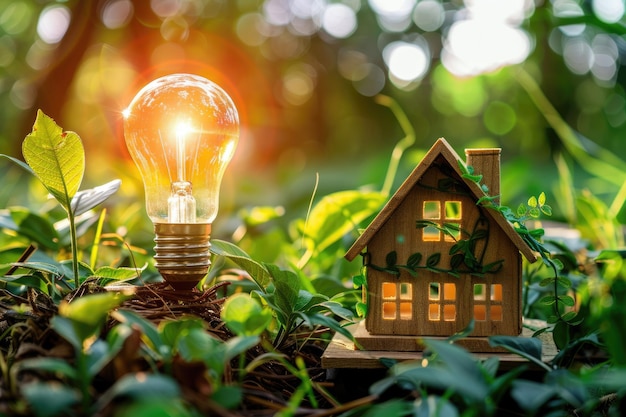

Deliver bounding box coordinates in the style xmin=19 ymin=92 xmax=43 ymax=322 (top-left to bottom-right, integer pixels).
xmin=0 ymin=0 xmax=624 ymax=249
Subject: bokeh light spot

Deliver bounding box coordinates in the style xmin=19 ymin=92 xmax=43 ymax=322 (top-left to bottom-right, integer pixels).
xmin=592 ymin=0 xmax=625 ymax=24
xmin=236 ymin=13 xmax=269 ymax=47
xmin=0 ymin=1 xmax=33 ymax=36
xmin=553 ymin=0 xmax=585 ymax=36
xmin=384 ymin=41 xmax=429 ymax=83
xmin=322 ymin=4 xmax=357 ymax=39
xmin=264 ymin=0 xmax=291 ymax=26
xmin=483 ymin=101 xmax=516 ymax=135
xmin=282 ymin=64 xmax=316 ymax=106
xmin=37 ymin=5 xmax=71 ymax=44
xmin=368 ymin=0 xmax=415 ymax=18
xmin=352 ymin=64 xmax=385 ymax=97
xmin=563 ymin=37 xmax=593 ymax=75
xmin=101 ymin=0 xmax=134 ymax=29
xmin=413 ymin=0 xmax=444 ymax=32
xmin=0 ymin=36 xmax=16 ymax=68
xmin=151 ymin=0 xmax=182 ymax=18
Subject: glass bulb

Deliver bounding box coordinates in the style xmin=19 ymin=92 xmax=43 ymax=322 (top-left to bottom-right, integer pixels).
xmin=123 ymin=73 xmax=239 ymax=290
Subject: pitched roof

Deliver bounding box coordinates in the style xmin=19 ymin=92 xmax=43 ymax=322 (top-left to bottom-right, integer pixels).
xmin=345 ymin=137 xmax=538 ymax=263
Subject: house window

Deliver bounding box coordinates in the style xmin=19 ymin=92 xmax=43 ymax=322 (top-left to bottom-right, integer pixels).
xmin=473 ymin=283 xmax=503 ymax=321
xmin=422 ymin=200 xmax=462 ymax=242
xmin=382 ymin=282 xmax=413 ymax=320
xmin=428 ymin=282 xmax=456 ymax=321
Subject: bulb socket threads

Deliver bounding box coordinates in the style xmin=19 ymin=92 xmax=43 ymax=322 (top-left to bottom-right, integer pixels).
xmin=153 ymin=223 xmax=212 ymax=290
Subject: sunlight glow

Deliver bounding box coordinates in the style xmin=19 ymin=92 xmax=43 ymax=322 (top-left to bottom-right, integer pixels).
xmin=37 ymin=5 xmax=71 ymax=44
xmin=442 ymin=0 xmax=532 ymax=77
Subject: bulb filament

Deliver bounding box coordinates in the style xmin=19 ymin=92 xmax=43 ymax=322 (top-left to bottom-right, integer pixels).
xmin=168 ymin=181 xmax=196 ymax=223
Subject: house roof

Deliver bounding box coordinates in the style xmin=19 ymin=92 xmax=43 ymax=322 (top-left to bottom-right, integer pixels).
xmin=345 ymin=137 xmax=538 ymax=263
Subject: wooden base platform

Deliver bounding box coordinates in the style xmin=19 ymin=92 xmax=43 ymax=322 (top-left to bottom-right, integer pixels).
xmin=322 ymin=320 xmax=557 ymax=370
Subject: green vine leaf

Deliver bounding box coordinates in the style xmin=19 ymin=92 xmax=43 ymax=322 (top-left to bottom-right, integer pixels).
xmin=426 ymin=253 xmax=441 ymax=268
xmin=22 ymin=110 xmax=85 ymax=213
xmin=407 ymin=253 xmax=422 ymax=269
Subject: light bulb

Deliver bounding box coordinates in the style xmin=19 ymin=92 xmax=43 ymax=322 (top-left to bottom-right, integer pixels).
xmin=123 ymin=73 xmax=239 ymax=290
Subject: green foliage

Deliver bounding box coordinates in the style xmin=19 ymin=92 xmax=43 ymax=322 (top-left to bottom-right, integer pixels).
xmin=18 ymin=292 xmax=133 ymax=414
xmin=22 ymin=110 xmax=85 ymax=213
xmin=210 ymin=241 xmax=354 ymax=348
xmin=221 ymin=292 xmax=273 ymax=336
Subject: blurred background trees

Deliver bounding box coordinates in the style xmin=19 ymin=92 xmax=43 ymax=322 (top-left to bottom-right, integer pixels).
xmin=0 ymin=0 xmax=624 ymax=243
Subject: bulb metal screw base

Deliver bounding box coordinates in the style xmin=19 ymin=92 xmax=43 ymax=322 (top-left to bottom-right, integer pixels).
xmin=153 ymin=223 xmax=211 ymax=290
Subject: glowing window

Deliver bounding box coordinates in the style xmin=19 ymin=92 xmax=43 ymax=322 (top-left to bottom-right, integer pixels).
xmin=423 ymin=201 xmax=440 ymax=219
xmin=443 ymin=304 xmax=456 ymax=321
xmin=491 ymin=284 xmax=502 ymax=301
xmin=473 ymin=283 xmax=503 ymax=322
xmin=428 ymin=282 xmax=456 ymax=322
xmin=474 ymin=283 xmax=486 ymax=301
xmin=381 ymin=282 xmax=413 ymax=321
xmin=429 ymin=303 xmax=440 ymax=320
xmin=444 ymin=283 xmax=456 ymax=301
xmin=382 ymin=302 xmax=396 ymax=319
xmin=474 ymin=304 xmax=486 ymax=321
xmin=429 ymin=283 xmax=440 ymax=300
xmin=382 ymin=282 xmax=396 ymax=299
xmin=445 ymin=201 xmax=462 ymax=219
xmin=422 ymin=200 xmax=462 ymax=242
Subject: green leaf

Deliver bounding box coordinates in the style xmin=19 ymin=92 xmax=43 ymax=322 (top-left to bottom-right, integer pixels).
xmin=538 ymin=192 xmax=546 ymax=206
xmin=352 ymin=274 xmax=366 ymax=288
xmin=94 ymin=266 xmax=142 ymax=282
xmin=18 ymin=357 xmax=78 ymax=381
xmin=489 ymin=336 xmax=550 ymax=372
xmin=426 ymin=253 xmax=441 ymax=268
xmin=385 ymin=251 xmax=398 ymax=267
xmin=462 ymin=173 xmax=483 ymax=183
xmin=22 ymin=110 xmax=85 ymax=212
xmin=407 ymin=252 xmax=422 ymax=269
xmin=304 ymin=190 xmax=385 ymax=255
xmin=356 ymin=301 xmax=368 ymax=317
xmin=57 ymin=291 xmax=132 ymax=348
xmin=0 ymin=154 xmax=35 ymax=175
xmin=21 ymin=382 xmax=80 ymax=417
xmin=541 ymin=204 xmax=553 ymax=216
xmin=221 ymin=293 xmax=272 ymax=336
xmin=159 ymin=317 xmax=205 ymax=349
xmin=268 ymin=264 xmax=300 ymax=323
xmin=210 ymin=239 xmax=271 ymax=290
xmin=111 ymin=310 xmax=165 ymax=357
xmin=557 ymin=295 xmax=575 ymax=307
xmin=527 ymin=196 xmax=537 ymax=208
xmin=96 ymin=373 xmax=180 ymax=408
xmin=319 ymin=300 xmax=354 ymax=321
xmin=529 ymin=207 xmax=541 ymax=218
xmin=212 ymin=385 xmax=243 ymax=410
xmin=517 ymin=203 xmax=527 ymax=217
xmin=9 ymin=208 xmax=59 ymax=250
xmin=540 ymin=296 xmax=557 ymax=306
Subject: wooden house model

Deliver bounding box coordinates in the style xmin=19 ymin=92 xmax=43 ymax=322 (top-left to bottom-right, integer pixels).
xmin=345 ymin=138 xmax=538 ymax=352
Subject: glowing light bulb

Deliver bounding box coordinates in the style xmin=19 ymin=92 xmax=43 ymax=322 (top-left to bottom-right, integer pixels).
xmin=123 ymin=73 xmax=239 ymax=290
